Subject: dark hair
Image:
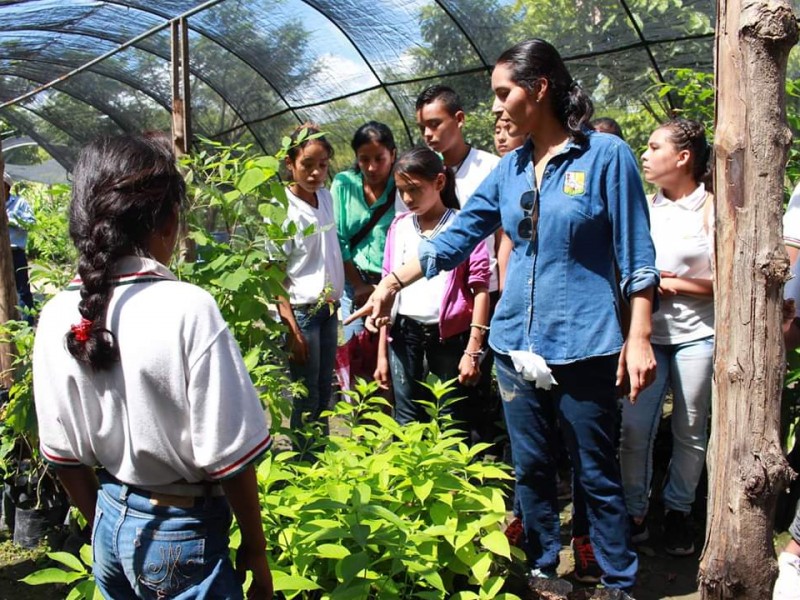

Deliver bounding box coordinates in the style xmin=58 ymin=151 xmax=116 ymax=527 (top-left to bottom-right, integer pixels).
xmin=350 ymin=121 xmax=396 ymax=172
xmin=67 ymin=135 xmax=186 ymax=369
xmin=415 ymin=85 xmax=463 ymax=116
xmin=496 ymin=39 xmax=594 ymax=143
xmin=286 ymin=122 xmax=334 ymax=163
xmin=393 ymin=146 xmax=459 ymax=211
xmin=660 ymin=118 xmax=712 ymax=189
xmin=591 ymin=117 xmax=624 ymax=141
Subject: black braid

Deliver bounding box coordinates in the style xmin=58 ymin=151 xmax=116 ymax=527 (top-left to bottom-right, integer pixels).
xmin=65 ymin=134 xmax=185 ymax=370
xmin=66 ymin=224 xmax=119 ymax=368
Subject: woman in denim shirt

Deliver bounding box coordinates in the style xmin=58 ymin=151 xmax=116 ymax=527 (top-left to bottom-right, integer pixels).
xmin=350 ymin=39 xmax=658 ymax=597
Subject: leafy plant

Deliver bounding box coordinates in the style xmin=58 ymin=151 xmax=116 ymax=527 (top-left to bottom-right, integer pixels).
xmin=176 ymin=135 xmax=308 ymax=427
xmin=21 ymin=545 xmax=101 ymax=599
xmin=256 ymin=378 xmax=522 ymax=599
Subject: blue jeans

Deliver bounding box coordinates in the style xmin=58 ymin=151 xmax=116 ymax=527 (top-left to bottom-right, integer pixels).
xmin=92 ymin=478 xmax=241 ymax=599
xmin=619 ymin=335 xmax=713 ymax=517
xmin=289 ymin=303 xmax=339 ymax=433
xmin=341 ymin=282 xmax=365 ymax=342
xmin=388 ymin=316 xmax=469 ymax=425
xmin=495 ymin=352 xmax=637 ymax=590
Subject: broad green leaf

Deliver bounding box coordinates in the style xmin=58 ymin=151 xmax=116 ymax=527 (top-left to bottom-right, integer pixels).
xmin=21 ymin=568 xmax=84 ymax=585
xmin=271 ymin=572 xmax=322 ymax=592
xmin=470 ymin=552 xmax=493 ymax=584
xmin=46 ymin=551 xmax=86 ymax=573
xmin=481 ymin=530 xmax=511 ymax=559
xmin=479 ymin=575 xmax=506 ymax=599
xmin=315 ymin=544 xmax=351 ymax=559
xmin=421 ymin=570 xmax=447 ymax=592
xmin=215 ymin=267 xmax=250 ymax=291
xmin=327 ymin=482 xmax=351 ymax=503
xmin=412 ymin=478 xmax=434 ymax=503
xmin=237 ymin=168 xmax=267 ymax=194
xmin=337 ymin=551 xmax=369 ymax=584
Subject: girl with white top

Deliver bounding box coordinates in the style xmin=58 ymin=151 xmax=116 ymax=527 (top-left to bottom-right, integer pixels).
xmin=374 ymin=146 xmax=490 ymax=425
xmin=620 ymin=118 xmax=714 ymax=557
xmin=33 ymin=135 xmax=273 ymax=599
xmin=275 ymin=124 xmax=345 ymax=439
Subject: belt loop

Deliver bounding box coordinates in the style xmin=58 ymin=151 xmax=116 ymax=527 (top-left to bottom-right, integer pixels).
xmin=118 ymin=483 xmax=130 ymax=503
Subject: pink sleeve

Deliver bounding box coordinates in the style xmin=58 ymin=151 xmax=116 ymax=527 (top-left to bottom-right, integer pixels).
xmin=467 ymin=238 xmax=491 ymax=288
xmin=383 ymin=214 xmax=405 ymax=277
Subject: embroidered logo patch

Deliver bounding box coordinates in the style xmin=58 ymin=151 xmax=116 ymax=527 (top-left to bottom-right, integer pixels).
xmin=563 ymin=171 xmax=586 ymax=196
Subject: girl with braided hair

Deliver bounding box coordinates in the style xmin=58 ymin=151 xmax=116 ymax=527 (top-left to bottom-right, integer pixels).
xmin=33 ymin=134 xmax=273 ymax=599
xmin=620 ymin=118 xmax=714 ymax=558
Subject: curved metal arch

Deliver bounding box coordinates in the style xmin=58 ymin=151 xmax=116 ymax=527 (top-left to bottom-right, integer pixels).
xmin=97 ymin=0 xmax=304 ymax=134
xmin=0 ymin=27 xmax=265 ymax=150
xmin=1 ymin=105 xmax=85 ymax=170
xmin=213 ymin=65 xmax=493 ymax=140
xmin=430 ymin=0 xmax=493 ymax=71
xmin=0 ymin=54 xmax=173 ymax=112
xmin=298 ymin=0 xmax=414 ymax=145
xmin=0 ymin=72 xmax=152 ymax=133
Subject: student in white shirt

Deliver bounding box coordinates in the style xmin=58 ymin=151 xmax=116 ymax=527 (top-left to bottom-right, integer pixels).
xmin=275 ymin=124 xmax=344 ymax=443
xmin=415 ymin=84 xmax=502 ymax=448
xmin=620 ymin=118 xmax=714 ymax=557
xmin=33 ymin=134 xmax=272 ymax=599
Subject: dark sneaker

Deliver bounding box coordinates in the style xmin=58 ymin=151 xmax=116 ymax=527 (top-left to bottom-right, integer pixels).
xmin=529 ymin=568 xmax=574 ymax=598
xmin=663 ymin=510 xmax=695 ymax=556
xmin=572 ymin=535 xmax=602 ymax=584
xmin=505 ymin=516 xmax=524 ymax=547
xmin=629 ymin=516 xmax=649 ymax=544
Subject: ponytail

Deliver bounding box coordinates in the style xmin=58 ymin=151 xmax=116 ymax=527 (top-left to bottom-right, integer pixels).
xmin=497 ymin=39 xmax=594 ymax=144
xmin=440 ymin=167 xmax=459 ymax=210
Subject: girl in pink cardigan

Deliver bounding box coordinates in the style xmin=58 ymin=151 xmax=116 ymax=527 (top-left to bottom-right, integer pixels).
xmin=374 ymin=146 xmax=490 ymax=425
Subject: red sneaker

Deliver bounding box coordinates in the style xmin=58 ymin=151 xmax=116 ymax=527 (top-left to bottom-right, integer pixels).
xmin=504 ymin=516 xmax=524 ymax=547
xmin=572 ymin=535 xmax=603 ymax=584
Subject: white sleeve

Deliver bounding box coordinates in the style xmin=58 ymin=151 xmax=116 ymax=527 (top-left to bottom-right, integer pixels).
xmin=186 ymin=311 xmax=271 ymax=480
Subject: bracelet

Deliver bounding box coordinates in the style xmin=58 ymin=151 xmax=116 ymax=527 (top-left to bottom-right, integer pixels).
xmin=390 ymin=271 xmax=405 ymax=289
xmin=470 ymin=323 xmax=489 ymax=331
xmin=464 ymin=349 xmax=483 ymax=368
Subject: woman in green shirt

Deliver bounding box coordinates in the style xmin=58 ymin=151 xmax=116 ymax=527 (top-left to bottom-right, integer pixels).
xmin=331 ymin=121 xmax=399 ymax=340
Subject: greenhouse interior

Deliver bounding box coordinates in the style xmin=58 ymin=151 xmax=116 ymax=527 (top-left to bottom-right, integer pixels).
xmin=0 ymin=0 xmax=755 ymax=179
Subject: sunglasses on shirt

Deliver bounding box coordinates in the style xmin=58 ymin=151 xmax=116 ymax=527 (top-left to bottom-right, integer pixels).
xmin=518 ymin=188 xmax=540 ymax=244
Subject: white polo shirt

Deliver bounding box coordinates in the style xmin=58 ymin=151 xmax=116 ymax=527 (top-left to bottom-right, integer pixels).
xmin=649 ymin=185 xmax=714 ymax=344
xmin=283 ymin=188 xmax=345 ymax=305
xmin=33 ymin=256 xmax=271 ymax=486
xmin=454 ymin=147 xmax=501 ymax=292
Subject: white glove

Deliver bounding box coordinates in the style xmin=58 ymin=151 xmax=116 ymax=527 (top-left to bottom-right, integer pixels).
xmin=508 ymin=350 xmax=558 ymax=390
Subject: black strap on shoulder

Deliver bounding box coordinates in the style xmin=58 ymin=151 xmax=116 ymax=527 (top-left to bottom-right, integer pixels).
xmin=349 ymin=185 xmax=395 ymax=250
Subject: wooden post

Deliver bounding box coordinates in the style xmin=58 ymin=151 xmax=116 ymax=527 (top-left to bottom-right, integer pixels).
xmin=0 ymin=138 xmax=20 ymax=389
xmin=699 ymin=1 xmax=799 ymax=598
xmin=170 ymin=18 xmax=196 ymax=262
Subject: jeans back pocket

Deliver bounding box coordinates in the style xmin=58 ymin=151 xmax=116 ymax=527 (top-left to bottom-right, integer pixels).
xmin=134 ymin=525 xmax=206 ymax=597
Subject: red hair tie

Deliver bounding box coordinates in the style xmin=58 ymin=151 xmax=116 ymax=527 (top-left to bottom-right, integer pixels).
xmin=70 ymin=318 xmax=93 ymax=343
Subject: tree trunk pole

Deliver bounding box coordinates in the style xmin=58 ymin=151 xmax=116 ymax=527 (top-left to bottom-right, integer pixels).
xmin=0 ymin=138 xmax=20 ymax=389
xmin=700 ymin=1 xmax=798 ymax=598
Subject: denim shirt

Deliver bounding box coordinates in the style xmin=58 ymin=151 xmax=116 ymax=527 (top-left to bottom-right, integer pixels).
xmin=419 ymin=131 xmax=659 ymax=364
